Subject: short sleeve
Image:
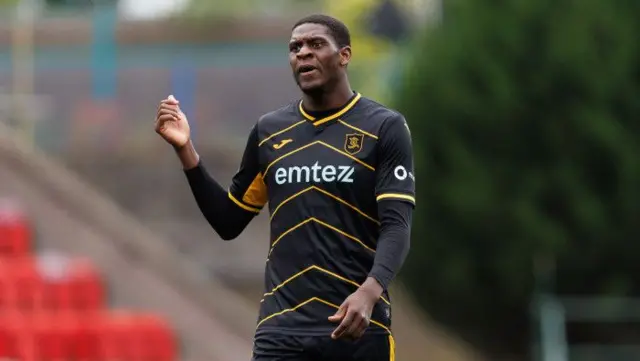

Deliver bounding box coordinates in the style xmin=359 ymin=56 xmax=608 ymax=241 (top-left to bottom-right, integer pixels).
xmin=228 ymin=124 xmax=268 ymax=213
xmin=375 ymin=114 xmax=416 ymax=206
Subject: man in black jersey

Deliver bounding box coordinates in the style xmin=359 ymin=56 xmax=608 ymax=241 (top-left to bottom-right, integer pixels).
xmin=155 ymin=14 xmax=414 ymax=361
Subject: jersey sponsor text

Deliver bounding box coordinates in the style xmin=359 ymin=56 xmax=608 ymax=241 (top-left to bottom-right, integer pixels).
xmin=274 ymin=161 xmax=355 ymax=185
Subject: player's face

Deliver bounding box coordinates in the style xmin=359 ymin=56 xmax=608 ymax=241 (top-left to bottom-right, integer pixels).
xmin=289 ymin=23 xmax=351 ymax=93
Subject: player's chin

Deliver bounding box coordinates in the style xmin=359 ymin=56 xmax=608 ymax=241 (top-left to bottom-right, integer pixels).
xmin=296 ymin=74 xmax=325 ymax=92
xmin=297 ymin=79 xmax=325 ymax=94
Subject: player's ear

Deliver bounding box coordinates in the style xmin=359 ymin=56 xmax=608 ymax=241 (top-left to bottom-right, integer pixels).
xmin=339 ymin=46 xmax=352 ymax=67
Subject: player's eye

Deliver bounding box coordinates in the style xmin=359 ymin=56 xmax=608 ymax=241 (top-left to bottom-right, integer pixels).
xmin=311 ymin=41 xmax=323 ymax=49
xmin=289 ymin=43 xmax=301 ymax=52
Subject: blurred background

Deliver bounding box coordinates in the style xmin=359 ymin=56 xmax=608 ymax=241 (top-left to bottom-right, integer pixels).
xmin=0 ymin=0 xmax=638 ymax=360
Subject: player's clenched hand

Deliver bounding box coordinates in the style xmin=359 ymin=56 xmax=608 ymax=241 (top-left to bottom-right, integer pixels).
xmin=328 ymin=287 xmax=378 ymax=340
xmin=155 ymin=95 xmax=191 ymax=149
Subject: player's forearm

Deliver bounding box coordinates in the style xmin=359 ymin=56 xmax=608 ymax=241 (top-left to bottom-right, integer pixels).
xmin=175 ymin=140 xmax=200 ymax=170
xmin=368 ymin=201 xmax=413 ymax=290
xmin=358 ymin=277 xmax=385 ymax=300
xmin=184 ymin=161 xmax=253 ymax=240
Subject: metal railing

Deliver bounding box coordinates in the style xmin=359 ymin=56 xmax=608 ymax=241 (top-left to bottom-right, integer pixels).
xmin=534 ymin=294 xmax=640 ymax=361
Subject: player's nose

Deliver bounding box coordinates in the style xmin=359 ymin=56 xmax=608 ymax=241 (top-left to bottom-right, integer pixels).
xmin=296 ymin=45 xmax=313 ymax=59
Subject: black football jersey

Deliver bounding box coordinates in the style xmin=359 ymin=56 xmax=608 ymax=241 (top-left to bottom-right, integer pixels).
xmin=228 ymin=92 xmax=415 ymax=337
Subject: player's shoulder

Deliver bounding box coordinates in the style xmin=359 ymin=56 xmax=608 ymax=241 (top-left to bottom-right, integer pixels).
xmin=254 ymin=101 xmax=303 ymax=140
xmin=349 ymin=96 xmax=409 ymax=137
xmin=257 ymin=101 xmax=300 ymax=126
xmin=358 ymin=96 xmax=406 ymax=123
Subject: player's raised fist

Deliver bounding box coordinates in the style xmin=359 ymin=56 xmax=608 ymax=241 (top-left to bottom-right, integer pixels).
xmin=155 ymin=95 xmax=190 ymax=149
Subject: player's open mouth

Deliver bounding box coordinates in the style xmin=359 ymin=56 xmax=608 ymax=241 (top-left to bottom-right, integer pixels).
xmin=298 ymin=65 xmax=318 ymax=75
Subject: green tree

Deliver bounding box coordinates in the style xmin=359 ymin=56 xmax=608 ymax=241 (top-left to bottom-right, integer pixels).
xmin=395 ymin=0 xmax=639 ymax=357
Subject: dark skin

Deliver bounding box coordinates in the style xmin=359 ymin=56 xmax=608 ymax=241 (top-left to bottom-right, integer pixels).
xmin=290 ymin=22 xmax=384 ymax=341
xmin=289 ymin=23 xmax=354 ymax=112
xmin=156 ymin=22 xmax=385 ymax=341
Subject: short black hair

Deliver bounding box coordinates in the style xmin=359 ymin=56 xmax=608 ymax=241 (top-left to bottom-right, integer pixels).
xmin=292 ymin=14 xmax=351 ymax=49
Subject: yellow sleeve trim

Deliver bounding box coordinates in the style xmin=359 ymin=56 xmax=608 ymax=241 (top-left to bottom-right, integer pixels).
xmin=388 ymin=334 xmax=396 ymax=361
xmin=228 ymin=192 xmax=261 ymax=213
xmin=376 ymin=193 xmax=416 ymax=203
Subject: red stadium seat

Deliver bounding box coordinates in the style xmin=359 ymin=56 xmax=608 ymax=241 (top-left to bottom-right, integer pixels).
xmin=0 ymin=268 xmax=10 ymax=309
xmin=99 ymin=311 xmax=177 ymax=361
xmin=0 ymin=256 xmax=105 ymax=313
xmin=3 ymin=311 xmax=101 ymax=361
xmin=41 ymin=257 xmax=105 ymax=312
xmin=30 ymin=312 xmax=74 ymax=360
xmin=0 ymin=311 xmax=34 ymax=361
xmin=99 ymin=311 xmax=136 ymax=361
xmin=0 ymin=309 xmax=179 ymax=361
xmin=67 ymin=258 xmax=105 ymax=311
xmin=0 ymin=257 xmax=44 ymax=311
xmin=0 ymin=195 xmax=177 ymax=361
xmin=0 ymin=319 xmax=22 ymax=358
xmin=71 ymin=312 xmax=101 ymax=361
xmin=135 ymin=313 xmax=177 ymax=361
xmin=0 ymin=201 xmax=31 ymax=257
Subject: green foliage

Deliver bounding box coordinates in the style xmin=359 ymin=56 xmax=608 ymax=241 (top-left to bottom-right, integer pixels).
xmin=395 ymin=0 xmax=639 ymax=356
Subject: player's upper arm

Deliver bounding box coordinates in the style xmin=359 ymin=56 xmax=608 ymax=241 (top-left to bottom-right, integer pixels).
xmin=375 ymin=113 xmax=416 ymax=206
xmin=228 ymin=124 xmax=268 ymax=213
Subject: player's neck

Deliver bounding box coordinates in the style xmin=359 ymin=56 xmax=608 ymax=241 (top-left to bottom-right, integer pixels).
xmin=302 ymin=82 xmax=353 ymax=112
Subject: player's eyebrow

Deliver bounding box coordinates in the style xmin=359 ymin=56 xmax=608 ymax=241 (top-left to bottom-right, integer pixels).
xmin=290 ymin=35 xmax=328 ymax=44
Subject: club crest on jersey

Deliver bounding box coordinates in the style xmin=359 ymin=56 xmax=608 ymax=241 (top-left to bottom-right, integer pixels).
xmin=344 ymin=133 xmax=364 ymax=155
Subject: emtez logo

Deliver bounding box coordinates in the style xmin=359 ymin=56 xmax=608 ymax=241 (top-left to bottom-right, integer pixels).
xmin=274 ymin=162 xmax=354 ymax=185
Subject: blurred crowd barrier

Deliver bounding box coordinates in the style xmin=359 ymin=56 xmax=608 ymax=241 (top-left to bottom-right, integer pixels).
xmin=0 ymin=11 xmax=299 ymax=158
